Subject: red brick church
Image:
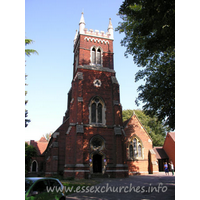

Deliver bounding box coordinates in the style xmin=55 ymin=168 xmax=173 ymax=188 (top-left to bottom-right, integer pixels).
xmin=28 ymin=13 xmax=158 ymax=179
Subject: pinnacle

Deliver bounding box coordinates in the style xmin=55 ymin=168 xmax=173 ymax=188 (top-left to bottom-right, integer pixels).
xmin=79 ymin=12 xmax=85 ymax=24
xmin=108 ymin=18 xmax=113 ymax=29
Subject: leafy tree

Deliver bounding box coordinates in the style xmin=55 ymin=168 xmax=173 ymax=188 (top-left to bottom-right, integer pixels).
xmin=123 ymin=109 xmax=169 ymax=146
xmin=25 ymin=39 xmax=38 ymax=56
xmin=25 ymin=142 xmax=37 ymax=174
xmin=43 ymin=132 xmax=52 ymax=142
xmin=116 ymin=0 xmax=175 ymax=130
xmin=25 ymin=39 xmax=38 ymax=127
xmin=122 ymin=109 xmax=134 ymax=122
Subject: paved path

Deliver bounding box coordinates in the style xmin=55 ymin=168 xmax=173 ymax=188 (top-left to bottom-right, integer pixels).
xmin=65 ymin=172 xmax=175 ymax=200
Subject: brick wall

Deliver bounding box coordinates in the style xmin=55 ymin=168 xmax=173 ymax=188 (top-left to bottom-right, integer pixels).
xmin=78 ymin=35 xmax=113 ymax=68
xmin=163 ymin=132 xmax=175 ymax=168
xmin=124 ymin=114 xmax=158 ymax=175
xmin=32 ymin=22 xmax=159 ymax=178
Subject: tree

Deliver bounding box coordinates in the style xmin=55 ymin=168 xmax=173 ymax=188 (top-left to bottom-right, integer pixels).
xmin=25 ymin=39 xmax=38 ymax=56
xmin=25 ymin=142 xmax=37 ymax=174
xmin=43 ymin=132 xmax=52 ymax=142
xmin=116 ymin=0 xmax=175 ymax=130
xmin=122 ymin=109 xmax=134 ymax=122
xmin=25 ymin=39 xmax=38 ymax=127
xmin=123 ymin=109 xmax=169 ymax=146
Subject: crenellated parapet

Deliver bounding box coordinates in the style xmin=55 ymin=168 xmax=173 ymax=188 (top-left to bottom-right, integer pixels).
xmin=82 ymin=28 xmax=112 ymax=39
xmin=74 ymin=13 xmax=113 ymax=45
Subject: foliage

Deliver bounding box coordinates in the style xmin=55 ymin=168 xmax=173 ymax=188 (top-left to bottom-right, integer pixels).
xmin=25 ymin=142 xmax=37 ymax=174
xmin=25 ymin=38 xmax=38 ymax=127
xmin=122 ymin=109 xmax=134 ymax=122
xmin=116 ymin=0 xmax=175 ymax=130
xmin=123 ymin=109 xmax=169 ymax=146
xmin=43 ymin=132 xmax=52 ymax=142
xmin=25 ymin=39 xmax=38 ymax=56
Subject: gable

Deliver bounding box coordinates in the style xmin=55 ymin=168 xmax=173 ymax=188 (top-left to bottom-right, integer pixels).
xmin=124 ymin=113 xmax=153 ymax=142
xmin=163 ymin=132 xmax=175 ymax=149
xmin=30 ymin=137 xmax=48 ymax=155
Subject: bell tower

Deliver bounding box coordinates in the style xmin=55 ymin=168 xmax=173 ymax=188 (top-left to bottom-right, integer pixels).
xmin=62 ymin=13 xmax=128 ymax=179
xmin=73 ymin=12 xmax=114 ymax=77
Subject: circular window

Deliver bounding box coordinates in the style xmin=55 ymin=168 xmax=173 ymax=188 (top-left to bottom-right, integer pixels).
xmin=92 ymin=138 xmax=102 ymax=148
xmin=90 ymin=136 xmax=104 ymax=151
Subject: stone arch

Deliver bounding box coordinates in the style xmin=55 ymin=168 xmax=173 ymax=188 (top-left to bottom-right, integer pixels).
xmin=127 ymin=135 xmax=144 ymax=160
xmin=88 ymin=96 xmax=106 ymax=125
xmin=31 ymin=160 xmax=38 ymax=172
xmin=89 ymin=150 xmax=107 ymax=174
xmin=90 ymin=134 xmax=106 ymax=151
xmin=89 ymin=45 xmax=103 ymax=66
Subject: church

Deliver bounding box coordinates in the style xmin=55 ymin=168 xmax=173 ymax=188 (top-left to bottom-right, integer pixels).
xmin=29 ymin=13 xmax=158 ymax=179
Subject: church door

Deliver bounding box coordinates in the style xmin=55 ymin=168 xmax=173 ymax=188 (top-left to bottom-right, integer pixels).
xmin=93 ymin=154 xmax=102 ymax=173
xmin=32 ymin=161 xmax=37 ymax=172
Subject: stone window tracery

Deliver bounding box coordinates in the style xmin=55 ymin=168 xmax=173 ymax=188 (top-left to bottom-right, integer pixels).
xmin=90 ymin=46 xmax=102 ymax=66
xmin=89 ymin=96 xmax=106 ymax=125
xmin=128 ymin=137 xmax=143 ymax=160
xmin=97 ymin=48 xmax=101 ymax=65
xmin=92 ymin=47 xmax=96 ymax=64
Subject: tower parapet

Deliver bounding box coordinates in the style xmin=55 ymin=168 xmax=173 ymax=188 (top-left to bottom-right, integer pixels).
xmin=74 ymin=13 xmax=114 ymax=46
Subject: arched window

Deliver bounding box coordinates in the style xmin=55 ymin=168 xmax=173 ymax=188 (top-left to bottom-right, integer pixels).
xmin=138 ymin=145 xmax=142 ymax=157
xmin=31 ymin=160 xmax=38 ymax=172
xmin=92 ymin=47 xmax=96 ymax=64
xmin=91 ymin=47 xmax=102 ymax=66
xmin=133 ymin=138 xmax=137 ymax=157
xmin=97 ymin=48 xmax=101 ymax=65
xmin=129 ymin=144 xmax=133 ymax=158
xmin=91 ymin=103 xmax=96 ymax=123
xmin=89 ymin=97 xmax=105 ymax=124
xmin=129 ymin=137 xmax=143 ymax=159
xmin=98 ymin=103 xmax=102 ymax=123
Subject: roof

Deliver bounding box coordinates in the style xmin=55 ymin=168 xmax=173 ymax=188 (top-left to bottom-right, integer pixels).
xmin=153 ymin=147 xmax=169 ymax=159
xmin=29 ymin=137 xmax=48 ymax=155
xmin=168 ymin=132 xmax=175 ymax=142
xmin=38 ymin=137 xmax=48 ymax=142
xmin=123 ymin=113 xmax=153 ymax=141
xmin=123 ymin=118 xmax=130 ymax=128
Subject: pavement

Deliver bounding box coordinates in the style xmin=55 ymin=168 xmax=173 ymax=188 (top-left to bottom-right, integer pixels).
xmin=65 ymin=172 xmax=175 ymax=200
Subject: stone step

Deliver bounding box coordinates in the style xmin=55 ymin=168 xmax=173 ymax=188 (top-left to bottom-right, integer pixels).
xmin=91 ymin=173 xmax=108 ymax=178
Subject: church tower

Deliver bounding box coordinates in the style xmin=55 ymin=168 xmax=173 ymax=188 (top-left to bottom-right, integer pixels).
xmin=62 ymin=13 xmax=128 ymax=178
xmin=44 ymin=13 xmax=128 ymax=179
xmin=31 ymin=13 xmax=159 ymax=179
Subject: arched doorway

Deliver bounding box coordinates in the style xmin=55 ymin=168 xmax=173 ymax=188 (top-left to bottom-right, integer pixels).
xmin=93 ymin=154 xmax=102 ymax=173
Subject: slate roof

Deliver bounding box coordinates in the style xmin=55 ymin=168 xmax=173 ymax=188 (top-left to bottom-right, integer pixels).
xmin=153 ymin=146 xmax=169 ymax=159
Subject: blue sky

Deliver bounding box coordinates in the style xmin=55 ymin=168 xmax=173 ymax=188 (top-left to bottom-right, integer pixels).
xmin=25 ymin=0 xmax=144 ymax=141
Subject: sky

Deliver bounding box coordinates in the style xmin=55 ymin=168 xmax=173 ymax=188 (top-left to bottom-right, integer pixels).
xmin=25 ymin=0 xmax=144 ymax=141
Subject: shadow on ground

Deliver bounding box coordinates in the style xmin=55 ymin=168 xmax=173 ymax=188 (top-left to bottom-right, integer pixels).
xmin=65 ymin=173 xmax=175 ymax=200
